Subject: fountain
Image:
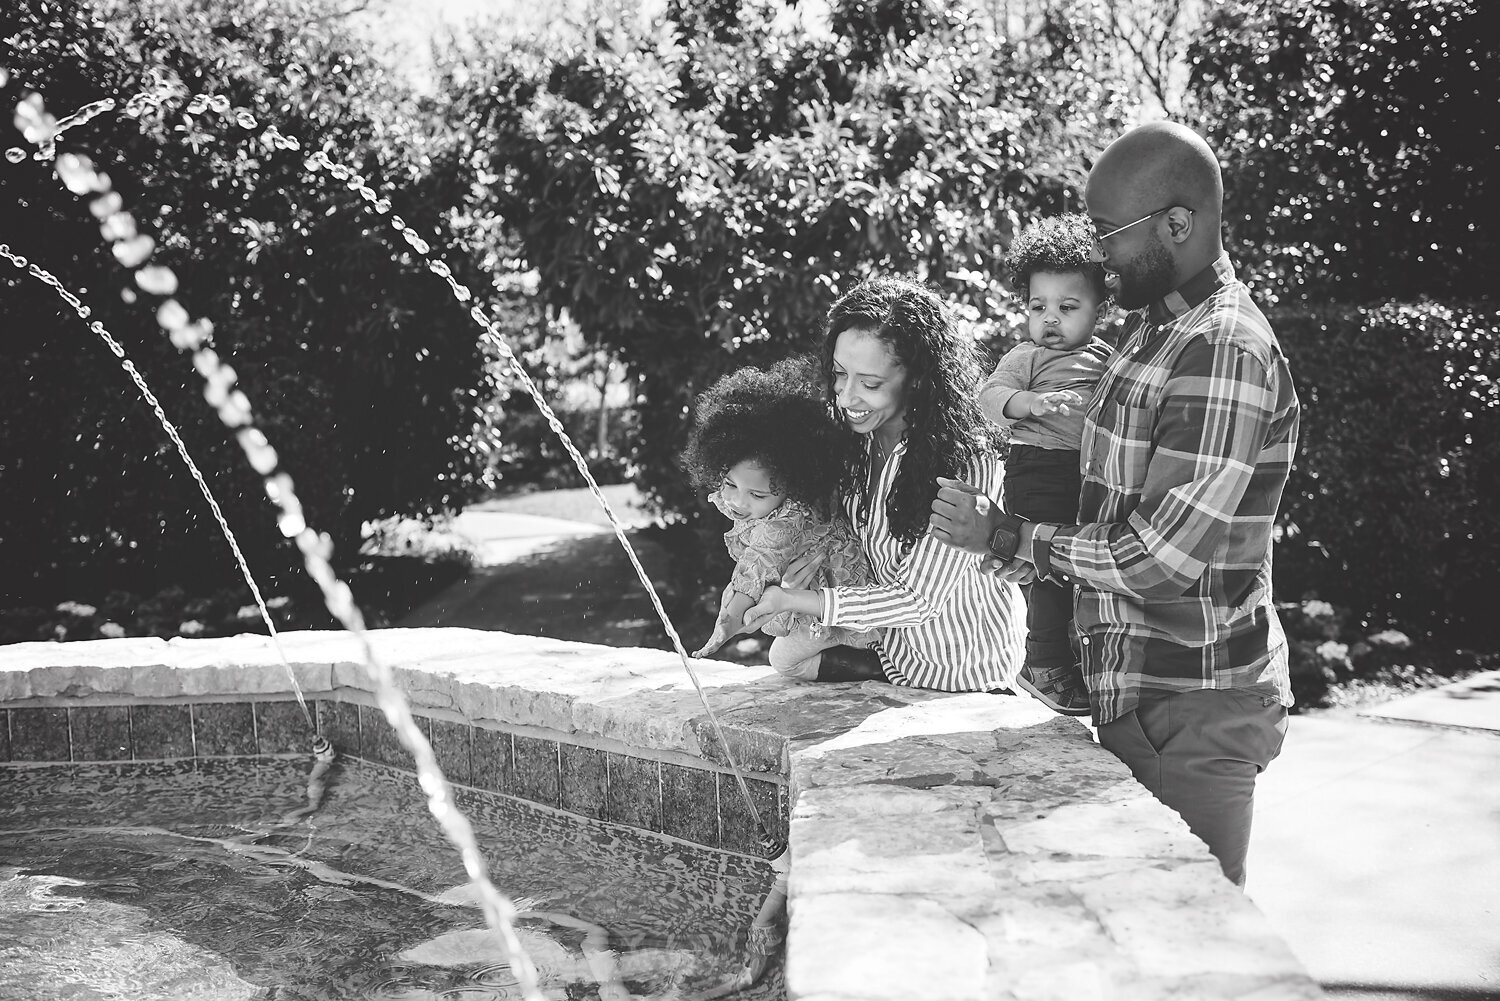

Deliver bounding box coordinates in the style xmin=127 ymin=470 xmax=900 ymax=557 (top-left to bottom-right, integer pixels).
xmin=3 ymin=67 xmax=784 ymax=1001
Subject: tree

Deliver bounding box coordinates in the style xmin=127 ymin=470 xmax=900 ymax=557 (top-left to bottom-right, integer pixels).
xmin=0 ymin=0 xmax=495 ymax=607
xmin=1187 ymin=0 xmax=1498 ymax=305
xmin=447 ymin=0 xmax=1129 ymax=517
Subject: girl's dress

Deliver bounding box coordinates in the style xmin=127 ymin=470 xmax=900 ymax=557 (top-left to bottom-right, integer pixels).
xmin=709 ymin=491 xmax=878 ymax=648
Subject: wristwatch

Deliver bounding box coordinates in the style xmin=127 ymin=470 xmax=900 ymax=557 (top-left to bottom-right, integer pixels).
xmin=987 ymin=512 xmax=1027 ymax=561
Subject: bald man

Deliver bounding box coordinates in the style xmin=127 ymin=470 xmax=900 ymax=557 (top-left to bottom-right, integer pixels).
xmin=930 ymin=121 xmax=1301 ymax=887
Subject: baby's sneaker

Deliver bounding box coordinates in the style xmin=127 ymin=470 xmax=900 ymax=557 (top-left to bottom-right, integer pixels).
xmin=1014 ymin=662 xmax=1091 ymax=716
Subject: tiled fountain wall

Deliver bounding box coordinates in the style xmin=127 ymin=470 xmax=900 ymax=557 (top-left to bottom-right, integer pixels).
xmin=0 ymin=627 xmax=1324 ymax=1001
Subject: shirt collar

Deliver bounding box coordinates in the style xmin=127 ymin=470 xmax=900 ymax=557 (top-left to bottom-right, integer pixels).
xmin=1144 ymin=254 xmax=1236 ymax=325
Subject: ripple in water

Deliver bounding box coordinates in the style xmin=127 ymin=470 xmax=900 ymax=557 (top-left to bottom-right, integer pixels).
xmin=0 ymin=759 xmax=784 ymax=1000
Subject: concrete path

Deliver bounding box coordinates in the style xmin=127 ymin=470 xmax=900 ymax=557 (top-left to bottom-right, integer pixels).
xmin=397 ymin=485 xmax=681 ymax=649
xmin=1246 ymin=672 xmax=1500 ymax=1001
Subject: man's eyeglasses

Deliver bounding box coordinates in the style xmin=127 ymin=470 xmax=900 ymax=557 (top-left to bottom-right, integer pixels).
xmin=1093 ymin=206 xmax=1193 ymax=245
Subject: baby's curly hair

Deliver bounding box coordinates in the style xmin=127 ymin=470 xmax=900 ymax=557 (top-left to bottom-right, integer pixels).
xmin=681 ymin=355 xmax=844 ymax=517
xmin=1004 ymin=213 xmax=1109 ymax=302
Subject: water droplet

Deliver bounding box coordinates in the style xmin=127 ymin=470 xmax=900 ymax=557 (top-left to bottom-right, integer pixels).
xmin=403 ymin=231 xmax=429 ymax=254
xmin=186 ymin=94 xmax=210 ymax=114
xmin=237 ymin=429 xmax=279 ymax=474
xmin=100 ymin=212 xmax=136 ymax=241
xmin=389 ymin=215 xmax=406 ymax=231
xmin=156 ymin=298 xmax=189 ymax=331
xmin=135 ymin=265 xmax=178 ymax=295
xmin=56 ymin=153 xmax=98 ymax=193
xmin=89 ymin=192 xmax=123 ymax=219
xmin=451 ymin=283 xmax=472 ymax=303
xmin=277 ymin=508 xmax=306 ymax=538
xmin=326 ymin=162 xmax=350 ymax=181
xmin=372 ymin=198 xmax=391 ymax=214
xmin=208 ymin=95 xmax=230 ymax=113
xmin=469 ymin=305 xmax=491 ymax=328
xmin=5 ymin=147 xmax=26 ymax=164
xmin=218 ymin=390 xmax=253 ymax=427
xmin=235 ymin=109 xmax=257 ymax=129
xmin=427 ymin=259 xmax=452 ymax=279
xmin=112 ymin=234 xmax=154 ymax=267
xmin=169 ymin=319 xmax=210 ymax=351
xmin=7 ymin=253 xmax=27 ymax=268
xmin=0 ymin=69 xmax=8 ymax=87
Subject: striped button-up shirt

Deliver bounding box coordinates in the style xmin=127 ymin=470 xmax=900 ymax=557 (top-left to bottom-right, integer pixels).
xmin=821 ymin=441 xmax=1026 ymax=692
xmin=1048 ymin=256 xmax=1300 ymax=724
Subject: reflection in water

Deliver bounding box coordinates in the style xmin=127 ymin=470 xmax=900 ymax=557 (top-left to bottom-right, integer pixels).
xmin=0 ymin=759 xmax=783 ymax=1000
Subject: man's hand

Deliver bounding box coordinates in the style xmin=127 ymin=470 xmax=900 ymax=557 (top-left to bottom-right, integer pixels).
xmin=929 ymin=476 xmax=999 ymax=555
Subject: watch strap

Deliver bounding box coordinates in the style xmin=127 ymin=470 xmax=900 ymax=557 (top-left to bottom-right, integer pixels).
xmin=1031 ymin=523 xmax=1059 ymax=580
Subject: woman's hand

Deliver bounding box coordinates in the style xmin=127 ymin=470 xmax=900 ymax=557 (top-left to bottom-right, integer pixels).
xmin=742 ymin=584 xmax=824 ymax=632
xmin=740 ymin=585 xmax=790 ymax=634
xmin=779 ymin=548 xmax=825 ymax=590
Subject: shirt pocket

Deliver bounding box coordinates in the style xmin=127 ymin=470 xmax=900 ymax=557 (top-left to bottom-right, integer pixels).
xmin=1087 ymin=402 xmax=1156 ymax=498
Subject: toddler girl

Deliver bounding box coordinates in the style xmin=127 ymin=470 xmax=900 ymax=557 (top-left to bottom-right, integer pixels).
xmin=682 ymin=356 xmax=879 ymax=679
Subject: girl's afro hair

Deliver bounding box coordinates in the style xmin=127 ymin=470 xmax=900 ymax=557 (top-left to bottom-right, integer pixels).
xmin=681 ymin=355 xmax=844 ymax=514
xmin=1004 ymin=213 xmax=1109 ymax=302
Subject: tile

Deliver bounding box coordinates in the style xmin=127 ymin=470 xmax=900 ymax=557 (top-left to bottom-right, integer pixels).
xmin=8 ymin=707 xmax=69 ymax=762
xmin=258 ymin=700 xmax=314 ymax=755
xmin=718 ymin=774 xmax=786 ymax=857
xmin=69 ymin=705 xmax=131 ymax=762
xmin=317 ymin=700 xmax=361 ymax=758
xmin=607 ymin=753 xmax=663 ymax=834
xmin=560 ymin=744 xmax=608 ymax=820
xmin=130 ymin=704 xmax=193 ymax=760
xmin=430 ymin=718 xmax=472 ymax=787
xmin=360 ymin=704 xmax=419 ymax=769
xmin=659 ymin=761 xmax=718 ymax=847
xmin=511 ymin=734 xmax=559 ymax=807
xmin=193 ymin=702 xmax=256 ymax=757
xmin=471 ymin=727 xmax=513 ymax=795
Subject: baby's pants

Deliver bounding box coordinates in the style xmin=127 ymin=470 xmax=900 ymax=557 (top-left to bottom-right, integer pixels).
xmin=1004 ymin=444 xmax=1083 ymax=671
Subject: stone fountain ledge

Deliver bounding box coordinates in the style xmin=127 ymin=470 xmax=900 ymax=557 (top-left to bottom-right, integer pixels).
xmin=0 ymin=627 xmax=1322 ymax=1001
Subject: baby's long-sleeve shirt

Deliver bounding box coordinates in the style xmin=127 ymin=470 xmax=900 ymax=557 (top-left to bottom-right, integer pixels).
xmin=978 ymin=337 xmax=1112 ymax=450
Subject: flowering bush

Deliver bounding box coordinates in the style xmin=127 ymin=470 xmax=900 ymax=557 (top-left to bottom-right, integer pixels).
xmin=1281 ymin=597 xmax=1481 ymax=709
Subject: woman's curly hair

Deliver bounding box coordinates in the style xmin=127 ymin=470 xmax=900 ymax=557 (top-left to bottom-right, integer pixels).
xmin=681 ymin=355 xmax=845 ymax=518
xmin=1004 ymin=213 xmax=1109 ymax=302
xmin=822 ymin=276 xmax=990 ymax=546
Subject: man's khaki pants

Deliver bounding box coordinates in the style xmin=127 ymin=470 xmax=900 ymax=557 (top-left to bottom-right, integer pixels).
xmin=1097 ymin=688 xmax=1288 ymax=887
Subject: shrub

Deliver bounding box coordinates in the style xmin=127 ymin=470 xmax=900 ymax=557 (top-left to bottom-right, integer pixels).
xmin=1274 ymin=301 xmax=1500 ymax=647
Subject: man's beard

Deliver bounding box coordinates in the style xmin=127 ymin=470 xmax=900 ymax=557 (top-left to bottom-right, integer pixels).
xmin=1112 ymin=233 xmax=1177 ymax=310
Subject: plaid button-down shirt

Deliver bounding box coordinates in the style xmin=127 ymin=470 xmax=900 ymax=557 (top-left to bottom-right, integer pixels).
xmin=1047 ymin=255 xmax=1300 ymax=724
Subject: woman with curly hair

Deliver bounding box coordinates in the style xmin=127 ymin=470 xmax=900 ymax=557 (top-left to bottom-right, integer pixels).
xmin=742 ymin=277 xmax=1026 ymax=691
xmin=682 ymin=356 xmax=881 ymax=680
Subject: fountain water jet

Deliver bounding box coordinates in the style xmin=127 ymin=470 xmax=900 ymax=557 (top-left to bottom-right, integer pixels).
xmin=0 ymin=245 xmax=313 ymax=726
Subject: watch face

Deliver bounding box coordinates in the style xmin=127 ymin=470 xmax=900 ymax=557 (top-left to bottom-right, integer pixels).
xmin=989 ymin=526 xmax=1020 ymax=560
